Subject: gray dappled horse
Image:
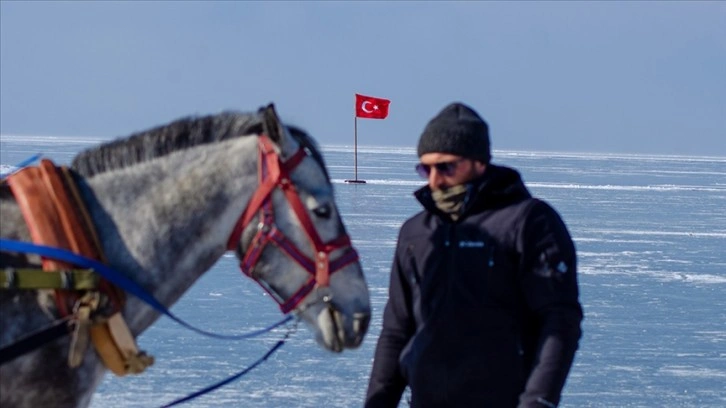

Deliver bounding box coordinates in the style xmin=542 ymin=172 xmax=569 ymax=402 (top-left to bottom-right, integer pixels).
xmin=0 ymin=105 xmax=371 ymax=407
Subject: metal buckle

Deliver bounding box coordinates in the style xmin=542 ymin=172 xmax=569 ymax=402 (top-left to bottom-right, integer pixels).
xmin=3 ymin=267 xmax=17 ymax=289
xmin=59 ymin=269 xmax=73 ymax=289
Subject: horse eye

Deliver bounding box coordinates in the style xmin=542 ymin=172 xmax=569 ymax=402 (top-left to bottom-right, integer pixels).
xmin=312 ymin=203 xmax=332 ymax=219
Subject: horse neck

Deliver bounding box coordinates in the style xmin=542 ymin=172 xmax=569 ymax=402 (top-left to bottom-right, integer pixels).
xmin=77 ymin=137 xmax=260 ymax=334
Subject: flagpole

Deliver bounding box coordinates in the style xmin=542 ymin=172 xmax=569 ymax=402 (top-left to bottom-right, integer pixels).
xmin=346 ymin=95 xmax=366 ymax=184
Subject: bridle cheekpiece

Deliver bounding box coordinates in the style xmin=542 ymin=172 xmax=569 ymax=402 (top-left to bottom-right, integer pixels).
xmin=226 ymin=135 xmax=359 ymax=314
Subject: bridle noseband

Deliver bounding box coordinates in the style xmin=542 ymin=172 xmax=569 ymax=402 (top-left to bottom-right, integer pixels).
xmin=226 ymin=135 xmax=359 ymax=314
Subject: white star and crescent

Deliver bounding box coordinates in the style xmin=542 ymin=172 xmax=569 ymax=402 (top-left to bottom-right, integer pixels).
xmin=361 ymin=101 xmax=378 ymax=113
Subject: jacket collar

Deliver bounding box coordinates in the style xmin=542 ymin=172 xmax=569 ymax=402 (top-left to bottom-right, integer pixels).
xmin=414 ymin=164 xmax=531 ymax=220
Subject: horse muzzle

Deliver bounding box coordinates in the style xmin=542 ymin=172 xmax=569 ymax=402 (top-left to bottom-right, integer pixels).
xmin=315 ymin=303 xmax=370 ymax=352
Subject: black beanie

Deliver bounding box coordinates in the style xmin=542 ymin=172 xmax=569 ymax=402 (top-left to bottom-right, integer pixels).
xmin=417 ymin=102 xmax=491 ymax=163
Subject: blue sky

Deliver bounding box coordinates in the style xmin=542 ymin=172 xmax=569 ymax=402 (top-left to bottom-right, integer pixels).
xmin=1 ymin=1 xmax=724 ymax=156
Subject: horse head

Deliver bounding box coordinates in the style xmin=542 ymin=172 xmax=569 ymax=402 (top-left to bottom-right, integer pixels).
xmin=226 ymin=104 xmax=370 ymax=352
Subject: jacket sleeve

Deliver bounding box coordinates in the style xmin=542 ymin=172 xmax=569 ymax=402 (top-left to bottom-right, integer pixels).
xmin=517 ymin=200 xmax=583 ymax=408
xmin=365 ymin=241 xmax=415 ymax=408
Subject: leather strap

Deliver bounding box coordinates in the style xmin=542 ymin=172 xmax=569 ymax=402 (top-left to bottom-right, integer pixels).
xmin=6 ymin=159 xmax=151 ymax=375
xmin=1 ymin=268 xmax=99 ymax=290
xmin=0 ymin=318 xmax=72 ymax=365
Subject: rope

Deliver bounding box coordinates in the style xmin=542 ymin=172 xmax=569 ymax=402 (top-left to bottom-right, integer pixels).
xmin=161 ymin=318 xmax=299 ymax=407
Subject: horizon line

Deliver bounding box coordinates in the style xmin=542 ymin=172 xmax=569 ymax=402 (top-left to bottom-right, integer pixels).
xmin=1 ymin=133 xmax=725 ymax=161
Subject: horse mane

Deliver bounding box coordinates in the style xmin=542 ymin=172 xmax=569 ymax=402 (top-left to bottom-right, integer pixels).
xmin=70 ymin=111 xmax=263 ymax=177
xmin=287 ymin=126 xmax=330 ymax=181
xmin=70 ymin=110 xmax=328 ymax=180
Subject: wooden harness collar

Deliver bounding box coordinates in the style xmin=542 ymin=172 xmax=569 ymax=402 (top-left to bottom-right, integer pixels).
xmin=5 ymin=159 xmax=153 ymax=375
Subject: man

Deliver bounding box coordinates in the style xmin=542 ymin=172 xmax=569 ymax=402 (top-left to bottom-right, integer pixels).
xmin=365 ymin=102 xmax=583 ymax=407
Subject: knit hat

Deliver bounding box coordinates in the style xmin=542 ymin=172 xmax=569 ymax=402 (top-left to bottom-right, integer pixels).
xmin=417 ymin=102 xmax=491 ymax=163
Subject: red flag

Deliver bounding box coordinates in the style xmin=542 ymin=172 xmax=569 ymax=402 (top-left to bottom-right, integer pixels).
xmin=355 ymin=93 xmax=390 ymax=119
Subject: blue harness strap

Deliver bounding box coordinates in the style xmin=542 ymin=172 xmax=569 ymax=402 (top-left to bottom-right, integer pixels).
xmin=0 ymin=153 xmax=43 ymax=179
xmin=0 ymin=239 xmax=292 ymax=340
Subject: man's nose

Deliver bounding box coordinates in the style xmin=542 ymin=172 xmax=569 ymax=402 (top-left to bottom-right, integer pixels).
xmin=428 ymin=169 xmax=447 ymax=190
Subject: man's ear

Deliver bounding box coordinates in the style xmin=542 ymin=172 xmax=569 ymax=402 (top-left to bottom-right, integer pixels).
xmin=474 ymin=160 xmax=487 ymax=175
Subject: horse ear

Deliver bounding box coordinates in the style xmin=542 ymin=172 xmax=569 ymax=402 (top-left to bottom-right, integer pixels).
xmin=259 ymin=103 xmax=298 ymax=156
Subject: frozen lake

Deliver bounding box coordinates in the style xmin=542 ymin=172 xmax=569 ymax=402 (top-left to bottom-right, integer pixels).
xmin=2 ymin=135 xmax=725 ymax=407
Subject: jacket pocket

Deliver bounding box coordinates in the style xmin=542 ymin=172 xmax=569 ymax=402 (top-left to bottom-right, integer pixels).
xmin=449 ymin=233 xmax=497 ymax=304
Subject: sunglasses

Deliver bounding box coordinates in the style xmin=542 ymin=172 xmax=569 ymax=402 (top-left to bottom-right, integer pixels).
xmin=415 ymin=158 xmax=466 ymax=178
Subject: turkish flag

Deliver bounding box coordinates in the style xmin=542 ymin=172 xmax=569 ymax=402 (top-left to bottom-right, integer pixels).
xmin=355 ymin=94 xmax=390 ymax=119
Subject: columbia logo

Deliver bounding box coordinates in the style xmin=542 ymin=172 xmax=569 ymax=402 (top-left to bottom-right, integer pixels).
xmin=459 ymin=241 xmax=485 ymax=248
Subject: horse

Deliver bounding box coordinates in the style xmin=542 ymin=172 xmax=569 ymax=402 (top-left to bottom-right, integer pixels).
xmin=0 ymin=104 xmax=371 ymax=408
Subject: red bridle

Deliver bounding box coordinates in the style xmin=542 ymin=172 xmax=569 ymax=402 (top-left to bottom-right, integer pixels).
xmin=226 ymin=135 xmax=359 ymax=314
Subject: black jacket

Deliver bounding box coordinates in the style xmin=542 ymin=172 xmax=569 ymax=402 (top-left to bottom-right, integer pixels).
xmin=366 ymin=165 xmax=583 ymax=408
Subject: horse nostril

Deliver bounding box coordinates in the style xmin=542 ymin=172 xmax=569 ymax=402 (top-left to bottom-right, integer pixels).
xmin=352 ymin=312 xmax=371 ymax=338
